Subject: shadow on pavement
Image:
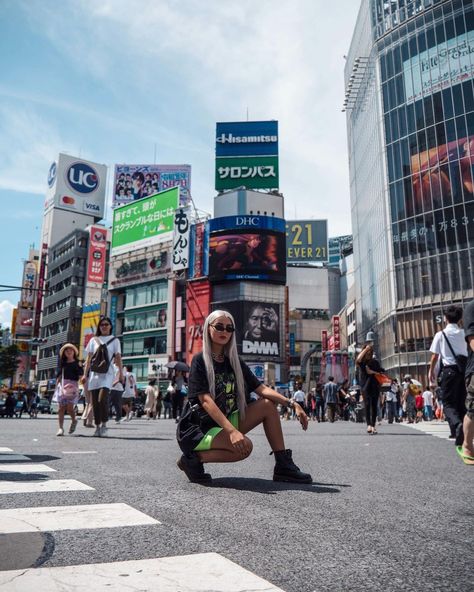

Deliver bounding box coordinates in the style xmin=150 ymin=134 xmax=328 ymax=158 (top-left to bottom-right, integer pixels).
xmin=73 ymin=435 xmax=173 ymax=441
xmin=21 ymin=454 xmax=62 ymax=463
xmin=209 ymin=477 xmax=343 ymax=494
xmin=0 ymin=473 xmax=50 ymax=481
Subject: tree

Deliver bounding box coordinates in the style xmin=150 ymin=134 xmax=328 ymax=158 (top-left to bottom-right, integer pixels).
xmin=0 ymin=344 xmax=19 ymax=382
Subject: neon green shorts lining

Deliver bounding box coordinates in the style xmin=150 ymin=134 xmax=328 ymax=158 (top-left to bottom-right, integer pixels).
xmin=194 ymin=411 xmax=239 ymax=452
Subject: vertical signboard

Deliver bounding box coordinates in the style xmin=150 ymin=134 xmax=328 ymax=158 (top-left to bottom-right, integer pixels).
xmin=79 ymin=303 xmax=101 ymax=356
xmin=186 ymin=279 xmax=211 ymax=366
xmin=86 ymin=226 xmax=107 ymax=284
xmin=20 ymin=261 xmax=37 ymax=309
xmin=332 ymin=316 xmax=341 ymax=351
xmin=172 ymin=206 xmax=191 ymax=272
xmin=321 ymin=329 xmax=328 ymax=351
xmin=33 ymin=243 xmax=48 ymax=337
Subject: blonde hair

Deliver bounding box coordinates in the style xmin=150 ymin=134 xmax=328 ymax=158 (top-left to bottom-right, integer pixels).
xmin=202 ymin=310 xmax=247 ymax=419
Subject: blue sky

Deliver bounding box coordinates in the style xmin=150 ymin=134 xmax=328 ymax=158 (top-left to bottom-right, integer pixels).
xmin=0 ymin=0 xmax=360 ymax=326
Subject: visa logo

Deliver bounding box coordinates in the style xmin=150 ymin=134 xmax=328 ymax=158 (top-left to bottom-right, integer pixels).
xmin=84 ymin=202 xmax=100 ymax=212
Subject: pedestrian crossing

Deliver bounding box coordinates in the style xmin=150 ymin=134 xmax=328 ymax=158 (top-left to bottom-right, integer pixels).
xmin=402 ymin=420 xmax=451 ymax=440
xmin=0 ymin=448 xmax=284 ymax=591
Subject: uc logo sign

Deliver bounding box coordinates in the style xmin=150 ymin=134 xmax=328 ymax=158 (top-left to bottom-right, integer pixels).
xmin=67 ymin=162 xmax=99 ymax=194
xmin=47 ymin=162 xmax=57 ymax=188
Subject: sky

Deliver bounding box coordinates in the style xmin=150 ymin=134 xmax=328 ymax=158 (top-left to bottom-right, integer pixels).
xmin=0 ymin=0 xmax=361 ymax=328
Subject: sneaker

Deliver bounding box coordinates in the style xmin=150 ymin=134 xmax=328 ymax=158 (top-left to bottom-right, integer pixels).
xmin=100 ymin=425 xmax=108 ymax=437
xmin=273 ymin=449 xmax=312 ymax=484
xmin=120 ymin=417 xmax=129 ymax=423
xmin=56 ymin=428 xmax=64 ymax=437
xmin=93 ymin=427 xmax=101 ymax=437
xmin=68 ymin=420 xmax=78 ymax=434
xmin=177 ymin=453 xmax=212 ymax=483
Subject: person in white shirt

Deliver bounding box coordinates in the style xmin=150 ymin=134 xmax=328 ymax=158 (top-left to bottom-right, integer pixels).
xmin=385 ymin=380 xmax=399 ymax=424
xmin=292 ymin=386 xmax=306 ymax=419
xmin=428 ymin=305 xmax=468 ymax=445
xmin=83 ymin=317 xmax=123 ymax=438
xmin=110 ymin=364 xmax=125 ymax=423
xmin=122 ymin=365 xmax=137 ymax=421
xmin=422 ymin=388 xmax=434 ymax=421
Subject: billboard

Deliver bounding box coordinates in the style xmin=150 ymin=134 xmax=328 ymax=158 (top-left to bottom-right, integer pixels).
xmin=79 ymin=303 xmax=101 ymax=356
xmin=208 ymin=231 xmax=286 ymax=284
xmin=209 ymin=215 xmax=285 ymax=233
xmin=215 ymin=120 xmax=279 ymax=191
xmin=215 ymin=155 xmax=279 ymax=191
xmin=109 ymin=250 xmax=170 ymax=289
xmin=215 ymin=121 xmax=278 ymax=157
xmin=172 ymin=206 xmax=191 ymax=272
xmin=44 ymin=153 xmax=107 ymax=219
xmin=186 ymin=279 xmax=211 ymax=365
xmin=86 ymin=226 xmax=107 ymax=284
xmin=403 ymin=30 xmax=474 ymax=104
xmin=20 ymin=261 xmax=37 ymax=309
xmin=214 ymin=301 xmax=281 ymax=358
xmin=286 ymin=220 xmax=328 ymax=264
xmin=188 ymin=222 xmax=209 ymax=279
xmin=113 ymin=164 xmax=191 ymax=207
xmin=111 ymin=187 xmax=179 ymax=256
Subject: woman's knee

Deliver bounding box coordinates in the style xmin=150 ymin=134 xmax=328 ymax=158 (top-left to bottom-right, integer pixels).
xmin=242 ymin=436 xmax=253 ymax=458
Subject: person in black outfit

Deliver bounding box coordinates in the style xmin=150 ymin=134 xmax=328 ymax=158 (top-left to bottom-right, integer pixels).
xmin=356 ymin=344 xmax=382 ymax=434
xmin=176 ymin=310 xmax=312 ymax=484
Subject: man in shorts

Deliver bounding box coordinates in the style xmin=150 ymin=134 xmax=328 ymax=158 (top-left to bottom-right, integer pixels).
xmin=121 ymin=365 xmax=137 ymax=422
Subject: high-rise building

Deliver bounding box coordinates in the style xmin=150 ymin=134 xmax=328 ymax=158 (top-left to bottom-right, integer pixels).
xmin=345 ymin=0 xmax=474 ymax=380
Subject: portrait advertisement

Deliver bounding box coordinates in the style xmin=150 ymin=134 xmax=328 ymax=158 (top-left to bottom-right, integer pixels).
xmin=212 ymin=300 xmax=281 ymax=358
xmin=208 ymin=231 xmax=286 ymax=284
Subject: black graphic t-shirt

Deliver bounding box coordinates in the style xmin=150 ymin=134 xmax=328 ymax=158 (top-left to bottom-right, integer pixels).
xmin=188 ymin=352 xmax=261 ymax=432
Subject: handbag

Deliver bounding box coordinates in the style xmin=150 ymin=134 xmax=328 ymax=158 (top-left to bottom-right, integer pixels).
xmin=52 ymin=377 xmax=63 ymax=403
xmin=176 ymin=400 xmax=204 ymax=455
xmin=374 ymin=373 xmax=392 ymax=388
xmin=442 ymin=331 xmax=468 ymax=375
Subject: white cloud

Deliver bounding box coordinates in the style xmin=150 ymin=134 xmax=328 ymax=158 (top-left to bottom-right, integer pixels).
xmin=0 ymin=300 xmax=14 ymax=329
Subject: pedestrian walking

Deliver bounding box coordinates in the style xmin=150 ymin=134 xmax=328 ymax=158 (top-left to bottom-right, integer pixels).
xmin=172 ymin=370 xmax=187 ymax=422
xmin=176 ymin=310 xmax=312 ymax=484
xmin=55 ymin=343 xmax=83 ymax=436
xmin=122 ymin=365 xmax=137 ymax=421
xmin=323 ymin=377 xmax=339 ymax=423
xmin=429 ymin=305 xmax=468 ymax=447
xmin=144 ymin=378 xmax=158 ymax=419
xmin=356 ymin=344 xmax=382 ymax=434
xmin=314 ymin=383 xmax=325 ymax=422
xmin=82 ymin=317 xmax=122 ymax=438
xmin=422 ymin=387 xmax=434 ymax=421
xmin=402 ymin=376 xmax=417 ymax=423
xmin=163 ymin=382 xmax=173 ymax=419
xmin=459 ymin=300 xmax=474 ymax=465
xmin=82 ymin=382 xmax=94 ymax=427
xmin=110 ymin=364 xmax=125 ymax=423
xmin=386 ymin=380 xmax=398 ymax=424
xmin=292 ymin=385 xmax=306 ymax=419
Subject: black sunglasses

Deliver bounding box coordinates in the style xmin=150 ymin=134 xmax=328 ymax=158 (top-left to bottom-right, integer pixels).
xmin=210 ymin=323 xmax=235 ymax=333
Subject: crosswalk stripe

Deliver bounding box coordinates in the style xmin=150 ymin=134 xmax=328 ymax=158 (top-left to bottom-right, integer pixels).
xmin=0 ymin=553 xmax=285 ymax=591
xmin=0 ymin=447 xmax=13 ymax=452
xmin=0 ymin=503 xmax=160 ymax=534
xmin=0 ymin=463 xmax=56 ymax=473
xmin=402 ymin=421 xmax=451 ymax=440
xmin=0 ymin=479 xmax=95 ymax=495
xmin=62 ymin=450 xmax=98 ymax=454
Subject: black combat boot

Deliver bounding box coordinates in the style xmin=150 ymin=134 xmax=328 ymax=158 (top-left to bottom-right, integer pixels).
xmin=272 ymin=449 xmax=312 ymax=484
xmin=177 ymin=453 xmax=212 ymax=484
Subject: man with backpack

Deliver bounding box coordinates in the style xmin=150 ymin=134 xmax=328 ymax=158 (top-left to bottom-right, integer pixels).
xmin=83 ymin=317 xmax=123 ymax=437
xmin=429 ymin=305 xmax=468 ymax=448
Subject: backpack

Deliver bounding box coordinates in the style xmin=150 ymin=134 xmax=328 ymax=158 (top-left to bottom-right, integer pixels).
xmin=89 ymin=337 xmax=117 ymax=374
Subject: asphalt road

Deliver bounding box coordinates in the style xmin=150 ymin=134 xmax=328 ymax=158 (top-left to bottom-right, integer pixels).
xmin=0 ymin=414 xmax=471 ymax=592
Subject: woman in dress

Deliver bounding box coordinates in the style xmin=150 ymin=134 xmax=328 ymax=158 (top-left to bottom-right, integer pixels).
xmin=144 ymin=378 xmax=158 ymax=419
xmin=56 ymin=343 xmax=83 ymax=436
xmin=176 ymin=310 xmax=312 ymax=484
xmin=82 ymin=317 xmax=122 ymax=438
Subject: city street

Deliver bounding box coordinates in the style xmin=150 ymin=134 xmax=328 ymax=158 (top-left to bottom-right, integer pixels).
xmin=0 ymin=415 xmax=471 ymax=592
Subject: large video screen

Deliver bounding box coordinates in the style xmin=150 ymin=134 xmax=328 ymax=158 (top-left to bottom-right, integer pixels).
xmin=208 ymin=231 xmax=286 ymax=284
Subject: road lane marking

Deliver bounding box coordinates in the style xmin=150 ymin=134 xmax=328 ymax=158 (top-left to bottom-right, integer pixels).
xmin=0 ymin=503 xmax=160 ymax=534
xmin=0 ymin=553 xmax=285 ymax=591
xmin=0 ymin=479 xmax=95 ymax=495
xmin=0 ymin=464 xmax=56 ymax=473
xmin=402 ymin=422 xmax=451 ymax=440
xmin=0 ymin=447 xmax=13 ymax=452
xmin=62 ymin=451 xmax=98 ymax=454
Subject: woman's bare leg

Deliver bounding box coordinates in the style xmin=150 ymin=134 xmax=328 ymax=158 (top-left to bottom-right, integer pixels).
xmin=58 ymin=407 xmax=65 ymax=430
xmin=197 ymin=398 xmax=284 ymax=463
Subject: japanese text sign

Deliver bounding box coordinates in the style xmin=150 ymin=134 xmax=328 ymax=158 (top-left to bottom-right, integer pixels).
xmin=172 ymin=206 xmax=191 ymax=272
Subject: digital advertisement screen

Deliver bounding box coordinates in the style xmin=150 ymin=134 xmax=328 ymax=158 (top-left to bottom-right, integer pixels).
xmin=208 ymin=231 xmax=286 ymax=284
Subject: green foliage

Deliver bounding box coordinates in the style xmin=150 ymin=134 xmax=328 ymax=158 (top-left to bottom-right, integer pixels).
xmin=0 ymin=344 xmax=20 ymax=380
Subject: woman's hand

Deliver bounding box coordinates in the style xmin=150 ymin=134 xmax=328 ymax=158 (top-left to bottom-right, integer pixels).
xmin=229 ymin=429 xmax=251 ymax=457
xmin=294 ymin=403 xmax=309 ymax=431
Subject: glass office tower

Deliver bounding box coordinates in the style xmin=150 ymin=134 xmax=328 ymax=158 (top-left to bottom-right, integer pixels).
xmin=346 ymin=0 xmax=474 ymax=380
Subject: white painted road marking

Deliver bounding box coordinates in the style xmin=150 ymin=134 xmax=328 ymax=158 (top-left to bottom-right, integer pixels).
xmin=62 ymin=450 xmax=98 ymax=454
xmin=0 ymin=464 xmax=56 ymax=473
xmin=403 ymin=421 xmax=451 ymax=440
xmin=0 ymin=503 xmax=160 ymax=534
xmin=0 ymin=479 xmax=95 ymax=495
xmin=0 ymin=447 xmax=13 ymax=452
xmin=0 ymin=553 xmax=285 ymax=591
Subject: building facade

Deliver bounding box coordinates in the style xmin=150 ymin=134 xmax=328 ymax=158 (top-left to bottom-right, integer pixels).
xmin=346 ymin=0 xmax=474 ymax=380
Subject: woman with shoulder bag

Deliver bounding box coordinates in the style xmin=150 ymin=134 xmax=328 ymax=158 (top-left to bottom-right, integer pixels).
xmin=356 ymin=344 xmax=382 ymax=434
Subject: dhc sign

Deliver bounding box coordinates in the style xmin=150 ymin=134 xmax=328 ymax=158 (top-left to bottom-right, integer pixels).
xmin=67 ymin=162 xmax=99 ymax=194
xmin=209 ymin=215 xmax=285 ymax=233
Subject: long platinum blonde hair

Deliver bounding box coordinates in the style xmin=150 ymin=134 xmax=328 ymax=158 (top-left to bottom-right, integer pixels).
xmin=202 ymin=309 xmax=247 ymax=419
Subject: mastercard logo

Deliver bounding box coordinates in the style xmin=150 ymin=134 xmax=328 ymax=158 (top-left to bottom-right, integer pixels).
xmin=62 ymin=196 xmax=76 ymax=205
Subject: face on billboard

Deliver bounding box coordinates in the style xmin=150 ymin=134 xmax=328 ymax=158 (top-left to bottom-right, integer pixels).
xmin=208 ymin=231 xmax=286 ymax=283
xmin=213 ymin=301 xmax=280 ymax=357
